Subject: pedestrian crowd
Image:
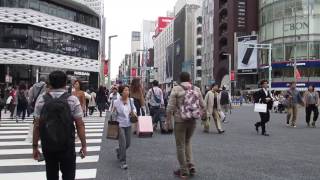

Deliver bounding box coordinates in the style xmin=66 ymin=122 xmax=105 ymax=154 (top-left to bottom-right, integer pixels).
xmin=0 ymin=70 xmax=318 ymax=180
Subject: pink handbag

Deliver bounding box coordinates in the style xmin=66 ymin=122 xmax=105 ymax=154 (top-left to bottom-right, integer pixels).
xmin=137 ymin=116 xmax=153 ymax=137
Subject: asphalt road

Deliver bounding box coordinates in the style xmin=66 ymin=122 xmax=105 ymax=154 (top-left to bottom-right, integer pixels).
xmin=0 ymin=106 xmax=319 ymax=180
xmin=97 ymin=105 xmax=320 ymax=180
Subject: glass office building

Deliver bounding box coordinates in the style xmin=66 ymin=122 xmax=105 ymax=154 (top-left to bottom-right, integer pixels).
xmin=0 ymin=0 xmax=101 ymax=88
xmin=259 ymin=0 xmax=320 ymax=89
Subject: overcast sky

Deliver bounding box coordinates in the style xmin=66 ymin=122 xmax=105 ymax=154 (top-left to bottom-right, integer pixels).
xmin=104 ymin=0 xmax=176 ymax=79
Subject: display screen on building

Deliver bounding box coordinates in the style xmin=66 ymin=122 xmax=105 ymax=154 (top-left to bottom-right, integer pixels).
xmin=155 ymin=17 xmax=173 ymax=36
xmin=237 ymin=35 xmax=258 ymax=74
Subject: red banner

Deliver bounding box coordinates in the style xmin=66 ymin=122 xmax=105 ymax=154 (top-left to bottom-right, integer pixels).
xmin=131 ymin=68 xmax=137 ymax=77
xmin=295 ymin=69 xmax=301 ymax=80
xmin=104 ymin=60 xmax=108 ymax=76
xmin=230 ymin=71 xmax=235 ymax=81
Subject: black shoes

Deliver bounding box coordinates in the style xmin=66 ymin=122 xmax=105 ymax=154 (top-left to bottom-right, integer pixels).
xmin=255 ymin=124 xmax=259 ymax=133
xmin=218 ymin=130 xmax=225 ymax=134
xmin=262 ymin=132 xmax=270 ymax=136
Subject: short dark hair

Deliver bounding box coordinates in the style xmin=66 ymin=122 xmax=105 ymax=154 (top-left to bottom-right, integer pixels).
xmin=211 ymin=83 xmax=219 ymax=89
xmin=308 ymin=84 xmax=315 ymax=90
xmin=118 ymin=85 xmax=130 ymax=96
xmin=152 ymin=80 xmax=159 ymax=87
xmin=180 ymin=72 xmax=190 ymax=82
xmin=39 ymin=75 xmax=47 ymax=82
xmin=49 ymin=71 xmax=67 ymax=89
xmin=260 ymin=80 xmax=268 ymax=85
xmin=289 ymin=81 xmax=296 ymax=86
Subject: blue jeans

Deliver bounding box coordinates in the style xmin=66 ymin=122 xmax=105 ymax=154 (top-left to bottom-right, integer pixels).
xmin=150 ymin=106 xmax=164 ymax=129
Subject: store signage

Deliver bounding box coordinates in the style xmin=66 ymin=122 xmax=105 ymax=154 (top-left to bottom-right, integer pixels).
xmin=284 ymin=22 xmax=309 ymax=32
xmin=74 ymin=71 xmax=90 ymax=76
xmin=131 ymin=68 xmax=137 ymax=77
xmin=104 ymin=60 xmax=109 ymax=75
xmin=271 ymin=60 xmax=320 ymax=68
xmin=237 ymin=35 xmax=258 ymax=74
xmin=5 ymin=75 xmax=12 ymax=83
xmin=230 ymin=71 xmax=235 ymax=81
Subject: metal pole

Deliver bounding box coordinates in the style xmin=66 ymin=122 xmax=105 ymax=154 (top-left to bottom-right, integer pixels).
xmin=107 ymin=37 xmax=111 ymax=88
xmin=268 ymin=44 xmax=272 ymax=88
xmin=228 ymin=54 xmax=232 ymax=95
xmin=36 ymin=67 xmax=39 ymax=83
xmin=293 ymin=7 xmax=297 ymax=81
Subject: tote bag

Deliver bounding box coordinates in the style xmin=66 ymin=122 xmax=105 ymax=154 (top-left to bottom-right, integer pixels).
xmin=254 ymin=103 xmax=267 ymax=113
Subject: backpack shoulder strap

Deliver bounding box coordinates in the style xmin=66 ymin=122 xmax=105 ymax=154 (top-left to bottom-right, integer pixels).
xmin=43 ymin=93 xmax=53 ymax=103
xmin=59 ymin=92 xmax=71 ymax=101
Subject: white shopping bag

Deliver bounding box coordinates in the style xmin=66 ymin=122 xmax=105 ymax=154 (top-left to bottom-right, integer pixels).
xmin=6 ymin=96 xmax=12 ymax=104
xmin=254 ymin=103 xmax=267 ymax=113
xmin=219 ymin=111 xmax=225 ymax=120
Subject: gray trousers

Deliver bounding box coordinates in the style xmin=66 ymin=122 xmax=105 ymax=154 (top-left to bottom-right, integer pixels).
xmin=118 ymin=126 xmax=131 ymax=163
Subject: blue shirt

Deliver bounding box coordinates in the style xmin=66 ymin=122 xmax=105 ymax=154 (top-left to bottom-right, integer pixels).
xmin=113 ymin=98 xmax=137 ymax=128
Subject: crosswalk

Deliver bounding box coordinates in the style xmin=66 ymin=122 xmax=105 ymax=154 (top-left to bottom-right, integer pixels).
xmin=0 ymin=111 xmax=106 ymax=180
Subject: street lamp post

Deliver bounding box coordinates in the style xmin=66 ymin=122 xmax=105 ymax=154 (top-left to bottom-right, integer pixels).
xmin=223 ymin=53 xmax=232 ymax=94
xmin=107 ymin=35 xmax=118 ymax=89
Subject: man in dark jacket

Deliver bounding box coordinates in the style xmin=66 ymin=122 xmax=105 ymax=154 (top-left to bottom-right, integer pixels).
xmin=254 ymin=80 xmax=273 ymax=136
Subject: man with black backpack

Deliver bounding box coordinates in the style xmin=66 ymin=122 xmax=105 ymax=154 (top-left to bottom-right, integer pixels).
xmin=220 ymin=86 xmax=231 ymax=123
xmin=146 ymin=80 xmax=164 ymax=131
xmin=32 ymin=71 xmax=87 ymax=180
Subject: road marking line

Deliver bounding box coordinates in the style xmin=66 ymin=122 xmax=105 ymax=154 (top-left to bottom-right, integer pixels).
xmin=0 ymin=139 xmax=101 ymax=146
xmin=0 ymin=134 xmax=102 ymax=140
xmin=0 ymin=146 xmax=101 ymax=155
xmin=0 ymin=122 xmax=104 ymax=126
xmin=0 ymin=169 xmax=97 ymax=180
xmin=0 ymin=155 xmax=99 ymax=166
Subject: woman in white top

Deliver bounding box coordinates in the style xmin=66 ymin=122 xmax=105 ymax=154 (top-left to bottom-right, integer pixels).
xmin=112 ymin=85 xmax=137 ymax=170
xmin=88 ymin=89 xmax=97 ymax=115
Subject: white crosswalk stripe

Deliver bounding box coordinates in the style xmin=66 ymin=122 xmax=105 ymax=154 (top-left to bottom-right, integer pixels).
xmin=0 ymin=111 xmax=106 ymax=180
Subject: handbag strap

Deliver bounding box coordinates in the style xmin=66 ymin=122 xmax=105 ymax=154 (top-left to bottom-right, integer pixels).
xmin=129 ymin=98 xmax=134 ymax=113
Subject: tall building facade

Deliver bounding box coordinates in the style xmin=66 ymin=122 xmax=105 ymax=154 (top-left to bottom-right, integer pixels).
xmin=259 ymin=0 xmax=320 ymax=89
xmin=0 ymin=0 xmax=101 ymax=88
xmin=173 ymin=2 xmax=201 ymax=82
xmin=202 ymin=0 xmax=214 ymax=91
xmin=141 ymin=20 xmax=155 ymax=86
xmin=130 ymin=31 xmax=141 ymax=82
xmin=213 ymin=0 xmax=258 ymax=92
xmin=153 ymin=18 xmax=174 ymax=85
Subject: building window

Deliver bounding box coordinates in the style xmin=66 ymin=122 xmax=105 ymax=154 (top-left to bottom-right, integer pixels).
xmin=0 ymin=0 xmax=99 ymax=28
xmin=272 ymin=44 xmax=284 ymax=62
xmin=196 ymin=59 xmax=201 ymax=66
xmin=197 ymin=27 xmax=202 ymax=35
xmin=285 ymin=44 xmax=295 ymax=60
xmin=197 ymin=49 xmax=202 ymax=56
xmin=309 ymin=42 xmax=320 ymax=60
xmin=0 ymin=23 xmax=98 ymax=59
xmin=197 ymin=70 xmax=202 ymax=77
xmin=197 ymin=17 xmax=202 ymax=24
xmin=197 ymin=38 xmax=202 ymax=45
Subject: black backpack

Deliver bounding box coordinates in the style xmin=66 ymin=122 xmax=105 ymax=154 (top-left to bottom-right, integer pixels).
xmin=39 ymin=93 xmax=75 ymax=153
xmin=220 ymin=91 xmax=229 ymax=105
